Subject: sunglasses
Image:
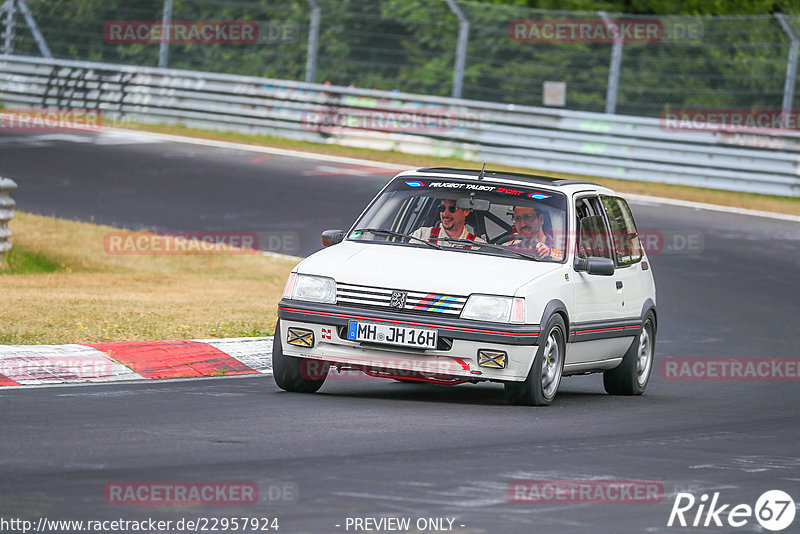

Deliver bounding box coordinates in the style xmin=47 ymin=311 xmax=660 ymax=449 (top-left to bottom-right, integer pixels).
xmin=439 ymin=205 xmax=458 ymax=213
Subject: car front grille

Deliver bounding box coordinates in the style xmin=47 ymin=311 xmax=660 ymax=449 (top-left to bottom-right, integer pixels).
xmin=336 ymin=282 xmax=467 ymax=318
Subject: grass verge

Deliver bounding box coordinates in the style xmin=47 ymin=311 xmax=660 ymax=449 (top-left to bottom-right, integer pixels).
xmin=122 ymin=122 xmax=800 ymax=216
xmin=0 ymin=212 xmax=297 ymax=345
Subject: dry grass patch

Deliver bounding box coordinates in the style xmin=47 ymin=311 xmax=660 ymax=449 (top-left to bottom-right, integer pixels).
xmin=1 ymin=212 xmax=297 ymax=344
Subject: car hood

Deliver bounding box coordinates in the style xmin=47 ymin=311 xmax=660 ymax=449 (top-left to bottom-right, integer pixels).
xmin=295 ymin=241 xmax=562 ymax=296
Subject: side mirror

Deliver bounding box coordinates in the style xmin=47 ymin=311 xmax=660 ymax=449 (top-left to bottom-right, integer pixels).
xmin=456 ymin=197 xmax=490 ymax=211
xmin=574 ymin=256 xmax=615 ymax=275
xmin=321 ymin=229 xmax=345 ymax=247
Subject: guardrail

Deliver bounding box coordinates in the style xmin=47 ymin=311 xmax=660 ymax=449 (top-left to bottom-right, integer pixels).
xmin=0 ymin=176 xmax=17 ymax=255
xmin=1 ymin=54 xmax=798 ymax=197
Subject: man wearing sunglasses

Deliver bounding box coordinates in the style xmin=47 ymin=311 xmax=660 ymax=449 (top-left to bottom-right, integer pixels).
xmin=410 ymin=199 xmax=484 ymax=246
xmin=507 ymin=205 xmax=555 ymax=259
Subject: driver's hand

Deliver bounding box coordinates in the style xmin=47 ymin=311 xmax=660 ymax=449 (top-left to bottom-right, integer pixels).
xmin=535 ymin=241 xmax=550 ymax=258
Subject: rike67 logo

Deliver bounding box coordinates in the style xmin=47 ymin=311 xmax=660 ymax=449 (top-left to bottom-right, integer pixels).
xmin=668 ymin=490 xmax=795 ymax=531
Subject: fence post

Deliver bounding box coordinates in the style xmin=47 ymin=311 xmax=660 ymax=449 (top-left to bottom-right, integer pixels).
xmin=0 ymin=177 xmax=17 ymax=257
xmin=775 ymin=13 xmax=799 ymax=128
xmin=2 ymin=0 xmax=15 ymax=55
xmin=305 ymin=0 xmax=320 ymax=83
xmin=158 ymin=0 xmax=173 ymax=68
xmin=445 ymin=0 xmax=469 ymax=99
xmin=16 ymin=0 xmax=51 ymax=57
xmin=599 ymin=11 xmax=622 ymax=114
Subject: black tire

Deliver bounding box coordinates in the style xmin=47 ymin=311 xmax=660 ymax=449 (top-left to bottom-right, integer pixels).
xmin=504 ymin=315 xmax=566 ymax=406
xmin=272 ymin=320 xmax=329 ymax=393
xmin=603 ymin=313 xmax=655 ymax=395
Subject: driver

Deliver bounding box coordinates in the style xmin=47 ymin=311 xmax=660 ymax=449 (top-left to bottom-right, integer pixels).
xmin=410 ymin=199 xmax=485 ymax=247
xmin=507 ymin=205 xmax=554 ymax=258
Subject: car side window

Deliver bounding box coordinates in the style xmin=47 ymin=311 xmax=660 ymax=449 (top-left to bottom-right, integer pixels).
xmin=601 ymin=196 xmax=642 ymax=267
xmin=574 ymin=196 xmax=613 ymax=260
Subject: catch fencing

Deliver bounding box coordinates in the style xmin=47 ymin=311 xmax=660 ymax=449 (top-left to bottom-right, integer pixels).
xmin=3 ymin=1 xmax=800 ymax=118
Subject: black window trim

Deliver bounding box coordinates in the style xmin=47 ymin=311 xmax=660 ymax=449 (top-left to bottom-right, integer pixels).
xmin=600 ymin=194 xmax=643 ymax=268
xmin=573 ymin=192 xmax=615 ymax=262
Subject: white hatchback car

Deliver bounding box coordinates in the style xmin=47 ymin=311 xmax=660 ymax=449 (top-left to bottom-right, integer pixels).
xmin=273 ymin=167 xmax=656 ymax=405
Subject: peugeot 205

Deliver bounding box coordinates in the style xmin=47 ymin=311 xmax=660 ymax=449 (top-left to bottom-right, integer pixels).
xmin=272 ymin=167 xmax=656 ymax=405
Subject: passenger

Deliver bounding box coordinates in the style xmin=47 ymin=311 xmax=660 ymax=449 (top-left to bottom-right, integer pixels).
xmin=508 ymin=205 xmax=554 ymax=258
xmin=410 ymin=199 xmax=485 ymax=247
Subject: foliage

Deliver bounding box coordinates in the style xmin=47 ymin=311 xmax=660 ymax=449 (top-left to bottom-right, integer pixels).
xmin=15 ymin=0 xmax=800 ymax=116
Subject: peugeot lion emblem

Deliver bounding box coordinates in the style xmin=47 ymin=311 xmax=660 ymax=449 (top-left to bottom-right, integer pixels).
xmin=390 ymin=291 xmax=407 ymax=309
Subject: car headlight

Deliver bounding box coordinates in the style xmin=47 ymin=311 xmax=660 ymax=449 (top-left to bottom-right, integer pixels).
xmin=288 ymin=274 xmax=336 ymax=304
xmin=461 ymin=295 xmax=525 ymax=324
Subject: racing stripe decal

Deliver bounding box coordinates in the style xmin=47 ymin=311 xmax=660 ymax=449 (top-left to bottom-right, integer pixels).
xmin=413 ymin=294 xmax=460 ymax=313
xmin=85 ymin=340 xmax=259 ymax=379
xmin=278 ymin=305 xmax=539 ymax=337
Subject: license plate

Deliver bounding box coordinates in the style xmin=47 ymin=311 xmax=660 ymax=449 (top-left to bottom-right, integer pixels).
xmin=347 ymin=321 xmax=438 ymax=349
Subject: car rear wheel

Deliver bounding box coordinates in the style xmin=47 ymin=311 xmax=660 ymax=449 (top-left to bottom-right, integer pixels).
xmin=504 ymin=315 xmax=565 ymax=406
xmin=272 ymin=320 xmax=329 ymax=393
xmin=603 ymin=314 xmax=655 ymax=395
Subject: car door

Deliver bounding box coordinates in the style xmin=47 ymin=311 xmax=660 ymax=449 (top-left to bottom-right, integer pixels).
xmin=601 ymin=195 xmax=650 ymax=321
xmin=567 ymin=194 xmax=629 ymax=366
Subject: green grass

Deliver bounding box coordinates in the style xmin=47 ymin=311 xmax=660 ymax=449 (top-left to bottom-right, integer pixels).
xmin=1 ymin=244 xmax=66 ymax=274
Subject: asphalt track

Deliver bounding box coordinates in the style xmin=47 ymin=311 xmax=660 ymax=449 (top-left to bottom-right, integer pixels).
xmin=1 ymin=130 xmax=799 ymax=533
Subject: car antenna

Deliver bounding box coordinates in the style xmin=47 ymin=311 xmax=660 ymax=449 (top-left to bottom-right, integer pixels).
xmin=478 ymin=162 xmax=486 ymax=180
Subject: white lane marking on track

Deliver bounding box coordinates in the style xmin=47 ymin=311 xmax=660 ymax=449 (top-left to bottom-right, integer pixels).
xmin=626 ymin=193 xmax=800 ymax=222
xmin=104 ymin=127 xmax=404 ymax=168
xmin=93 ymin=130 xmax=160 ymax=145
xmin=106 ymin=127 xmax=798 ymax=222
xmin=303 ymin=164 xmax=403 ymax=176
xmin=0 ymin=372 xmax=270 ymax=391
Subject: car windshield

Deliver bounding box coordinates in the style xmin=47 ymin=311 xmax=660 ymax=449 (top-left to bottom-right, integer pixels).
xmin=348 ymin=176 xmax=568 ymax=262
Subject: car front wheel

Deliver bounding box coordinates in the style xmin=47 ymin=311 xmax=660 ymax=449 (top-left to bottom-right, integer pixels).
xmin=603 ymin=313 xmax=655 ymax=395
xmin=272 ymin=320 xmax=329 ymax=393
xmin=504 ymin=315 xmax=566 ymax=406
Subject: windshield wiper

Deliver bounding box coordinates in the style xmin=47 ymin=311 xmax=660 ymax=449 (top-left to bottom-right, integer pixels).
xmin=434 ymin=238 xmax=541 ymax=261
xmin=351 ymin=228 xmax=443 ymax=250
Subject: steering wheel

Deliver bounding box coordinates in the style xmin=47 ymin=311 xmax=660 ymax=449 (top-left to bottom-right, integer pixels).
xmin=494 ymin=233 xmax=515 ymax=245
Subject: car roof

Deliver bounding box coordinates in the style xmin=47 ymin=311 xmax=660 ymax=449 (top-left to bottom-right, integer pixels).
xmin=398 ymin=167 xmax=613 ymax=195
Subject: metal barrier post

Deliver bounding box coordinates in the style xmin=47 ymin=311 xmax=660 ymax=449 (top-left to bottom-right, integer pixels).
xmin=599 ymin=11 xmax=622 ymax=114
xmin=305 ymin=0 xmax=320 ymax=84
xmin=16 ymin=0 xmax=50 ymax=57
xmin=0 ymin=177 xmax=17 ymax=256
xmin=445 ymin=0 xmax=468 ymax=99
xmin=2 ymin=0 xmax=15 ymax=55
xmin=158 ymin=0 xmax=173 ymax=68
xmin=775 ymin=13 xmax=799 ymax=128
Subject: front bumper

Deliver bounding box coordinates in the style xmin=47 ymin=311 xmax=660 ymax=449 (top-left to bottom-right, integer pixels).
xmin=277 ymin=300 xmax=541 ymax=382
